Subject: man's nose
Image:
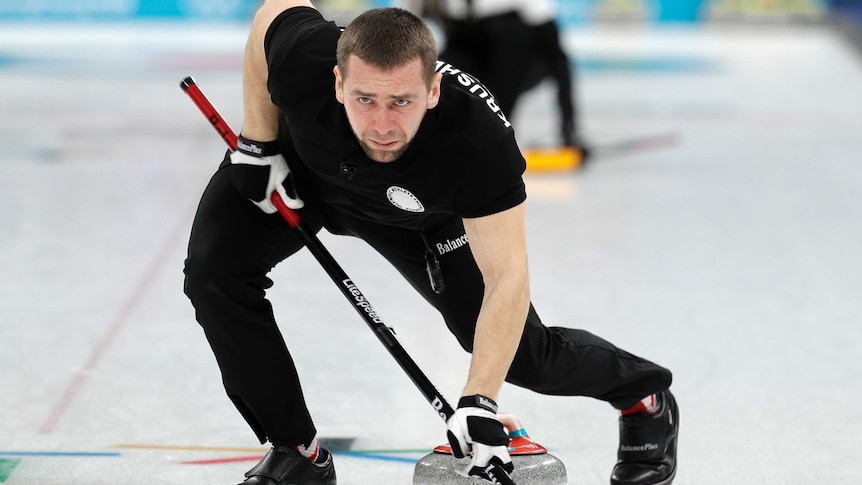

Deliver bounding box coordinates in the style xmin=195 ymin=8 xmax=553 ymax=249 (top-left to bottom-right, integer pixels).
xmin=372 ymin=107 xmax=396 ymax=134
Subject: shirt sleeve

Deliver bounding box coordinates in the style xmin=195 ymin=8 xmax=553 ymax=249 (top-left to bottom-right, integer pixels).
xmin=455 ymin=131 xmax=527 ymax=218
xmin=263 ymin=7 xmax=341 ymax=112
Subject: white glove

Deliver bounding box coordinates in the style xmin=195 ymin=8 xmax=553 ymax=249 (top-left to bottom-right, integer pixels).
xmin=446 ymin=395 xmax=515 ymax=483
xmin=230 ymin=136 xmax=304 ymax=214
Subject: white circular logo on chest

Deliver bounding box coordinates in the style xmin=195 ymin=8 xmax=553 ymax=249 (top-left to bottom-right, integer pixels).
xmin=386 ymin=186 xmax=425 ymax=213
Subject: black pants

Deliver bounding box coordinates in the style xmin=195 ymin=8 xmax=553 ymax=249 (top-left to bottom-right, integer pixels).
xmin=183 ymin=163 xmax=672 ymax=446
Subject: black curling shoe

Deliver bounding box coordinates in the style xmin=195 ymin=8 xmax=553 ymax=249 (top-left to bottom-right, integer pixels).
xmin=239 ymin=445 xmax=336 ymax=485
xmin=611 ymin=390 xmax=679 ymax=485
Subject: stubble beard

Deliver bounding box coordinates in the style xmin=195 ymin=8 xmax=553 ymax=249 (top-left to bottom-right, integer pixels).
xmin=358 ymin=137 xmax=410 ymax=163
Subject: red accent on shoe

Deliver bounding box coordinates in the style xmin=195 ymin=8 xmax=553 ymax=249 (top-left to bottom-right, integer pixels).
xmin=621 ymin=394 xmax=659 ymax=416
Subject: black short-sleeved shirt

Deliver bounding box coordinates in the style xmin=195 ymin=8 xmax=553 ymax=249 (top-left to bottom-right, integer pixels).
xmin=264 ymin=7 xmax=526 ymax=230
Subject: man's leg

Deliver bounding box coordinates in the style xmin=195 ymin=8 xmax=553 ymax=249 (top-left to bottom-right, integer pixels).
xmin=531 ymin=20 xmax=585 ymax=150
xmin=183 ymin=161 xmax=324 ymax=446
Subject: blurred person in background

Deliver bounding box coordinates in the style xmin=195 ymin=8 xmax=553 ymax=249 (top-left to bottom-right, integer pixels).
xmin=402 ymin=0 xmax=588 ymax=155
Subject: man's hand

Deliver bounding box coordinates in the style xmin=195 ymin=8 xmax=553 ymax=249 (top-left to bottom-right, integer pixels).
xmin=446 ymin=395 xmax=514 ymax=482
xmin=230 ymin=135 xmax=304 ymax=214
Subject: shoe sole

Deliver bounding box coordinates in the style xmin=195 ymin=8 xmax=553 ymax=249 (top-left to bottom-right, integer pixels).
xmin=651 ymin=465 xmax=676 ymax=485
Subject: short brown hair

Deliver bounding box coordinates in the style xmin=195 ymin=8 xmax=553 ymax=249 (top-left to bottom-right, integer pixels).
xmin=336 ymin=8 xmax=438 ymax=87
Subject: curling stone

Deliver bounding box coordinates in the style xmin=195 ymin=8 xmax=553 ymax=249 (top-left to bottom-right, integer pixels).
xmin=413 ymin=413 xmax=567 ymax=484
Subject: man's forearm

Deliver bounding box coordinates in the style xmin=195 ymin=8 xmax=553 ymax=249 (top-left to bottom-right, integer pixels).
xmin=460 ymin=204 xmax=530 ymax=401
xmin=462 ymin=277 xmax=529 ymax=400
xmin=240 ymin=5 xmax=280 ymax=141
xmin=241 ymin=0 xmax=316 ymax=141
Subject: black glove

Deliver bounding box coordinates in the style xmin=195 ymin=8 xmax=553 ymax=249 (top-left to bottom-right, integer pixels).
xmin=229 ymin=135 xmax=304 ymax=214
xmin=446 ymin=394 xmax=515 ymax=483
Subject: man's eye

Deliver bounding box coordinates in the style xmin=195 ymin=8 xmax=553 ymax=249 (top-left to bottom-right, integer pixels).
xmin=358 ymin=97 xmax=371 ymax=104
xmin=394 ymin=99 xmax=409 ymax=107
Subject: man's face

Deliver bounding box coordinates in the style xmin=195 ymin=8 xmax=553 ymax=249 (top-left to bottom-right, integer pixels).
xmin=335 ymin=55 xmax=441 ymax=163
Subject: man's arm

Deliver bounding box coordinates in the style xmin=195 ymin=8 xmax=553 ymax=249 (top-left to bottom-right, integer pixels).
xmin=461 ymin=202 xmax=531 ymax=400
xmin=241 ymin=0 xmax=315 ymax=141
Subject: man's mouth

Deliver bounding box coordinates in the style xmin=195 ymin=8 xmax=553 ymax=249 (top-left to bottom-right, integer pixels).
xmin=369 ymin=139 xmax=398 ymax=150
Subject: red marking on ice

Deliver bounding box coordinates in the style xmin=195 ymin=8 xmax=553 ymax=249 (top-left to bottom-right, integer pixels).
xmin=39 ymin=210 xmax=194 ymax=434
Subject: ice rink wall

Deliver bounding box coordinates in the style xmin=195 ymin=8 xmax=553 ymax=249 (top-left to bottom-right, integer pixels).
xmin=0 ymin=0 xmax=858 ymax=54
xmin=0 ymin=0 xmax=259 ymax=21
xmin=0 ymin=0 xmax=836 ymax=24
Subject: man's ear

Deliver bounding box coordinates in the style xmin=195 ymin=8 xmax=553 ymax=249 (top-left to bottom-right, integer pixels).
xmin=334 ymin=65 xmax=345 ymax=104
xmin=427 ymin=72 xmax=442 ymax=109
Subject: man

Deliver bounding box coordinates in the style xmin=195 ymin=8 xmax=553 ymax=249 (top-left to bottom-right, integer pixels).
xmin=183 ymin=1 xmax=677 ymax=484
